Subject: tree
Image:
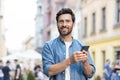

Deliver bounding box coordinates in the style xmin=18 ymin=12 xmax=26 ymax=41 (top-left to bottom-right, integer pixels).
xmin=27 ymin=71 xmax=35 ymax=80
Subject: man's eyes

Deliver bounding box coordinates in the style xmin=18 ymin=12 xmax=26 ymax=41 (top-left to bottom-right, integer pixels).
xmin=66 ymin=20 xmax=70 ymax=22
xmin=59 ymin=20 xmax=63 ymax=23
xmin=59 ymin=20 xmax=70 ymax=23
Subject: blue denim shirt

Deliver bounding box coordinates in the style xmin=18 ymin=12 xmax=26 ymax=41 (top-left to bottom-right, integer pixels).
xmin=42 ymin=37 xmax=96 ymax=80
xmin=104 ymin=64 xmax=112 ymax=80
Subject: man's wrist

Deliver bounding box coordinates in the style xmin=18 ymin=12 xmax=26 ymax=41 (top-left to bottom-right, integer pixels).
xmin=83 ymin=60 xmax=88 ymax=65
xmin=66 ymin=58 xmax=71 ymax=65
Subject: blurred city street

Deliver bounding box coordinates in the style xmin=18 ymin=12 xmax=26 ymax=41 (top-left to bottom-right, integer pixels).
xmin=0 ymin=0 xmax=120 ymax=80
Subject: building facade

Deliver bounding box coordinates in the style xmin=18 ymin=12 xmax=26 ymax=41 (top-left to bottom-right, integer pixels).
xmin=0 ymin=0 xmax=6 ymax=57
xmin=42 ymin=0 xmax=52 ymax=42
xmin=81 ymin=0 xmax=120 ymax=77
xmin=35 ymin=0 xmax=54 ymax=52
xmin=35 ymin=0 xmax=44 ymax=53
xmin=23 ymin=36 xmax=36 ymax=51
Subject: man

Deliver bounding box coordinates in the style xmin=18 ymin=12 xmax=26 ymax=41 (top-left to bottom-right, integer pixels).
xmin=42 ymin=8 xmax=96 ymax=80
xmin=34 ymin=65 xmax=45 ymax=80
xmin=104 ymin=59 xmax=112 ymax=80
xmin=13 ymin=59 xmax=21 ymax=80
xmin=2 ymin=60 xmax=11 ymax=80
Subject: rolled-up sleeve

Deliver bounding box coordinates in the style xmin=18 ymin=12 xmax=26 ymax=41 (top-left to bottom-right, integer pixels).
xmin=84 ymin=51 xmax=96 ymax=78
xmin=86 ymin=64 xmax=96 ymax=78
xmin=42 ymin=43 xmax=54 ymax=76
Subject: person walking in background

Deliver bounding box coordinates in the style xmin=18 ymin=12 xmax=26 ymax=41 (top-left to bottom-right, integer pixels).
xmin=2 ymin=60 xmax=11 ymax=80
xmin=34 ymin=65 xmax=45 ymax=80
xmin=111 ymin=60 xmax=120 ymax=80
xmin=42 ymin=8 xmax=96 ymax=80
xmin=13 ymin=59 xmax=21 ymax=80
xmin=0 ymin=60 xmax=4 ymax=80
xmin=103 ymin=59 xmax=112 ymax=80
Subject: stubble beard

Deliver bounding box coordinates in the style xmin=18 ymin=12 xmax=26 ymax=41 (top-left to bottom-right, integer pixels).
xmin=58 ymin=27 xmax=73 ymax=37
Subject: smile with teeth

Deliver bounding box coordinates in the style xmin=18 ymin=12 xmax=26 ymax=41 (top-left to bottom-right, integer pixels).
xmin=61 ymin=28 xmax=68 ymax=31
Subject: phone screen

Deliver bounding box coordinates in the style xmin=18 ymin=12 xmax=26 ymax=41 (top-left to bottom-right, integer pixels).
xmin=80 ymin=46 xmax=89 ymax=51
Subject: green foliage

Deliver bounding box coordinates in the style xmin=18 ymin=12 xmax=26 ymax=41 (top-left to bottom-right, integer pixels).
xmin=27 ymin=71 xmax=35 ymax=80
xmin=20 ymin=74 xmax=24 ymax=80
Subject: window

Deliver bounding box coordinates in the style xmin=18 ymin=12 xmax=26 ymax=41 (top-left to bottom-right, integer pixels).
xmin=117 ymin=0 xmax=120 ymax=23
xmin=114 ymin=47 xmax=120 ymax=60
xmin=100 ymin=7 xmax=106 ymax=32
xmin=114 ymin=0 xmax=120 ymax=28
xmin=47 ymin=31 xmax=51 ymax=41
xmin=116 ymin=51 xmax=120 ymax=59
xmin=91 ymin=13 xmax=96 ymax=35
xmin=102 ymin=50 xmax=106 ymax=65
xmin=48 ymin=0 xmax=51 ymax=3
xmin=46 ymin=11 xmax=51 ymax=26
xmin=92 ymin=51 xmax=95 ymax=64
xmin=101 ymin=50 xmax=106 ymax=69
xmin=83 ymin=17 xmax=87 ymax=38
xmin=48 ymin=0 xmax=52 ymax=10
xmin=38 ymin=6 xmax=42 ymax=15
xmin=0 ymin=0 xmax=1 ymax=8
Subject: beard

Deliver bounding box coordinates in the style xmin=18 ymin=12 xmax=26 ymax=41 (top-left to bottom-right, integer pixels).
xmin=58 ymin=26 xmax=73 ymax=36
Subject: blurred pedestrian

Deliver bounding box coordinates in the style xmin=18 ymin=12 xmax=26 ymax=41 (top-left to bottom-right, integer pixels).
xmin=42 ymin=8 xmax=96 ymax=80
xmin=0 ymin=60 xmax=4 ymax=80
xmin=2 ymin=60 xmax=11 ymax=80
xmin=13 ymin=59 xmax=21 ymax=80
xmin=34 ymin=65 xmax=45 ymax=80
xmin=103 ymin=59 xmax=112 ymax=80
xmin=111 ymin=60 xmax=120 ymax=80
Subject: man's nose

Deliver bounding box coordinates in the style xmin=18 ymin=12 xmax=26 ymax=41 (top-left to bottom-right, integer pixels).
xmin=63 ymin=22 xmax=67 ymax=26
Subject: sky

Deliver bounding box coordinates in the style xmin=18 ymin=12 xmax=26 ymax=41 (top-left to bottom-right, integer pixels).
xmin=4 ymin=0 xmax=37 ymax=51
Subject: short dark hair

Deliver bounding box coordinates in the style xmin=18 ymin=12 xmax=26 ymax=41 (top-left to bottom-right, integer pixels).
xmin=6 ymin=60 xmax=10 ymax=64
xmin=14 ymin=59 xmax=18 ymax=62
xmin=34 ymin=65 xmax=41 ymax=70
xmin=0 ymin=60 xmax=2 ymax=63
xmin=56 ymin=8 xmax=75 ymax=23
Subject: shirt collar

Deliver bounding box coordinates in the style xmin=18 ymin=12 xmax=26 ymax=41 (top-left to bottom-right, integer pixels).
xmin=57 ymin=36 xmax=74 ymax=45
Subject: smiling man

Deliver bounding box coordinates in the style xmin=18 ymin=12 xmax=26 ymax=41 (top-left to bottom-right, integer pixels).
xmin=42 ymin=8 xmax=96 ymax=80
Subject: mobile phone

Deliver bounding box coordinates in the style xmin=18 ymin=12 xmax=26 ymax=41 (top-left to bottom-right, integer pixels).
xmin=80 ymin=46 xmax=89 ymax=51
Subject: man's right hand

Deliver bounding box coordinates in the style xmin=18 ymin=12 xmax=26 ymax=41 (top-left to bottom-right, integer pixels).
xmin=69 ymin=50 xmax=88 ymax=64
